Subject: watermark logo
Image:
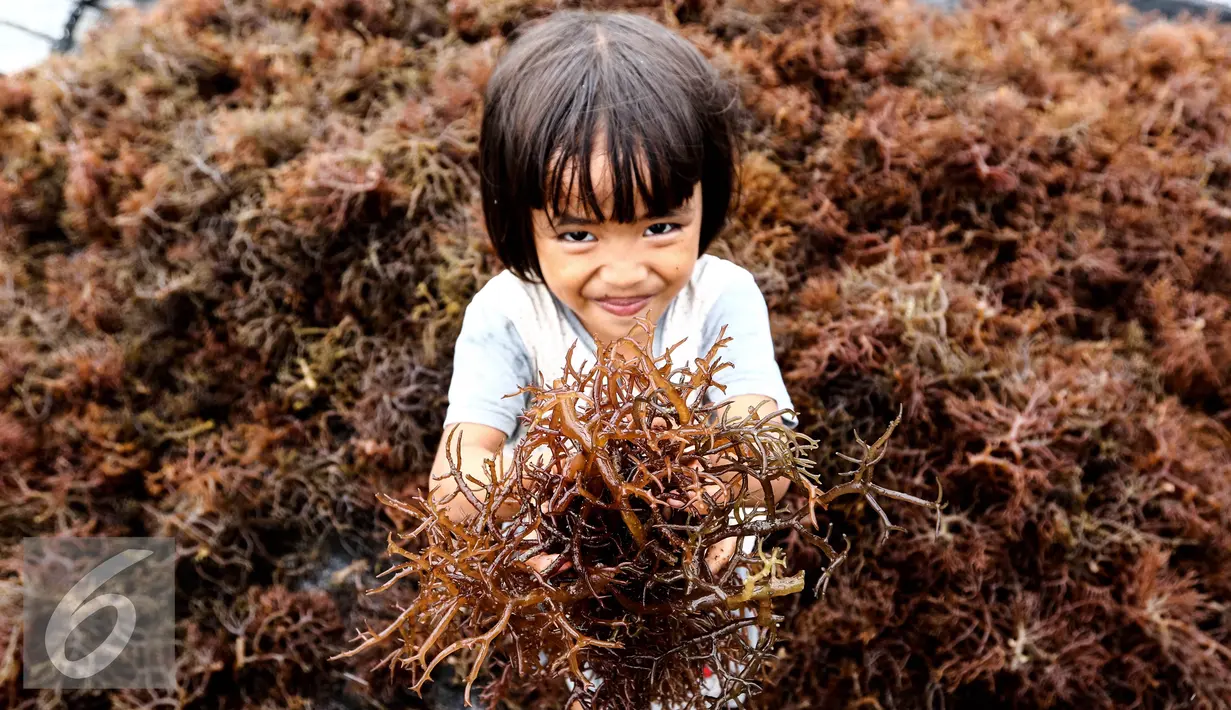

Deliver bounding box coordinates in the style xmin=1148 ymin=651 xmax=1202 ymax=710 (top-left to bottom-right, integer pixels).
xmin=23 ymin=538 xmax=175 ymax=690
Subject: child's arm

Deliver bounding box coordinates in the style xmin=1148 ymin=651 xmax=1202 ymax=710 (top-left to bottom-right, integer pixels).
xmin=431 ymin=276 xmax=535 ymax=525
xmin=699 ymin=263 xmax=799 ymax=511
xmin=428 ymin=422 xmax=520 ymax=524
xmin=713 ymin=394 xmax=793 ymax=507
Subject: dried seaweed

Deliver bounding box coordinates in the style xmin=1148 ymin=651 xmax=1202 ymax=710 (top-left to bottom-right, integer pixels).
xmin=335 ymin=324 xmax=939 ymax=708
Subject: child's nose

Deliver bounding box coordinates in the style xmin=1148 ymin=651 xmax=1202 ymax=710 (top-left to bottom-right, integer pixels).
xmin=601 ymin=259 xmax=649 ymax=289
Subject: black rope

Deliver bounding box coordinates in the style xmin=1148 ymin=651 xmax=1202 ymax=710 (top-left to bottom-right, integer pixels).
xmin=54 ymin=0 xmax=108 ymax=53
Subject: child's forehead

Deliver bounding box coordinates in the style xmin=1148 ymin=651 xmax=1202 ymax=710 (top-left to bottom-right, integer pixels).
xmin=549 ymin=148 xmax=641 ymax=215
xmin=536 ymin=121 xmax=701 ymax=225
xmin=547 ymin=147 xmax=701 ymax=222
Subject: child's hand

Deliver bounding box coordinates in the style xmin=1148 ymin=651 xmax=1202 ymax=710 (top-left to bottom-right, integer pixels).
xmin=648 ymin=422 xmax=736 ymax=574
xmin=527 ymin=549 xmax=571 ymax=577
xmin=705 ymin=536 xmax=738 ymax=575
xmin=524 ymin=526 xmax=572 ymax=578
xmin=642 ymin=415 xmax=730 ymax=516
xmin=522 ymin=494 xmax=572 ymax=578
xmin=520 ymin=420 xmax=735 ymax=576
xmin=666 ymin=477 xmax=726 ymax=517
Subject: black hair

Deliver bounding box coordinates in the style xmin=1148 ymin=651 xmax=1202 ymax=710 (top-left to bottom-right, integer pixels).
xmin=478 ymin=10 xmax=744 ymax=282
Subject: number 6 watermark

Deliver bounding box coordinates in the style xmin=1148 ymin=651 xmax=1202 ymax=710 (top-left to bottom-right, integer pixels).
xmin=23 ymin=538 xmax=175 ymax=690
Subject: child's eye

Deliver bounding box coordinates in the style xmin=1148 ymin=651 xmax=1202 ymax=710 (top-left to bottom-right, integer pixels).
xmin=644 ymin=223 xmax=680 ymax=237
xmin=558 ymin=231 xmax=596 ymax=243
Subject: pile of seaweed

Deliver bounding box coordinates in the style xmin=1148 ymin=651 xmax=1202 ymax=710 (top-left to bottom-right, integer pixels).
xmin=1 ymin=0 xmax=1228 ymax=708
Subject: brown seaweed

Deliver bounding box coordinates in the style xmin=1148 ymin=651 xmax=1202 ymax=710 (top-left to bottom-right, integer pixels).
xmin=334 ymin=323 xmax=939 ymax=708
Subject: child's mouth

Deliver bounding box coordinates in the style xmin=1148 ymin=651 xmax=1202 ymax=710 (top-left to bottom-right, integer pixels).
xmin=596 ymin=296 xmax=652 ymax=317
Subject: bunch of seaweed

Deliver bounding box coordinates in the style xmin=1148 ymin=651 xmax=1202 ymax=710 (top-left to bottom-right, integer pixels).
xmin=334 ymin=324 xmax=940 ymax=709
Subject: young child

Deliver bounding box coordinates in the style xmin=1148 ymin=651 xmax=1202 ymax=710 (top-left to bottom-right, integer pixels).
xmin=427 ymin=9 xmax=798 ymax=707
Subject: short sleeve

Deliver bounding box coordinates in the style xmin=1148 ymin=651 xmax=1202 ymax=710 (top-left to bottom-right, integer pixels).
xmin=701 ymin=270 xmax=799 ymax=429
xmin=442 ymin=290 xmax=533 ymax=437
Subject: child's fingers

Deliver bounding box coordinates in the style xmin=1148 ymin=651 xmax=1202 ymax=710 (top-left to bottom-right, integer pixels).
xmin=705 ymin=536 xmax=738 ymax=575
xmin=526 ymin=552 xmax=553 ymax=573
xmin=665 ymin=481 xmax=727 ymax=516
xmin=527 ymin=552 xmax=573 ymax=576
xmin=523 ymin=527 xmax=573 ymax=576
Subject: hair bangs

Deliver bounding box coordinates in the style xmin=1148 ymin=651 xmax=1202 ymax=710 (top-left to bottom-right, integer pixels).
xmin=538 ymin=57 xmax=706 ymax=228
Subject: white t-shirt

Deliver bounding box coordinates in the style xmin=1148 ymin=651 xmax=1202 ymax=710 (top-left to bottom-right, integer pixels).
xmin=443 ymin=254 xmax=797 ymax=457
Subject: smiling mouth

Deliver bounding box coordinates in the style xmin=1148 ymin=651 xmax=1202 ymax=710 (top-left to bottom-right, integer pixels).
xmin=596 ymin=296 xmax=653 ymax=317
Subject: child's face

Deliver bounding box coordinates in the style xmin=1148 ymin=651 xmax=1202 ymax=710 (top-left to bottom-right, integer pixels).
xmin=531 ymin=151 xmax=702 ymax=347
